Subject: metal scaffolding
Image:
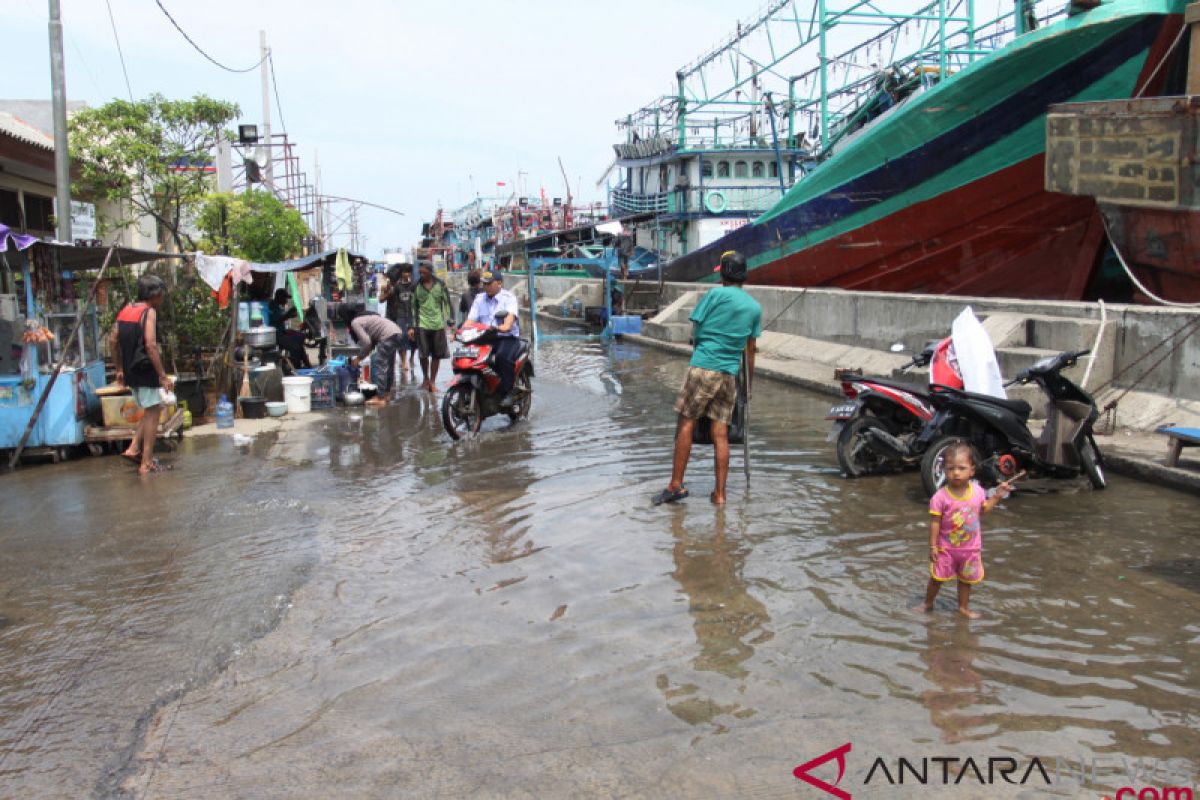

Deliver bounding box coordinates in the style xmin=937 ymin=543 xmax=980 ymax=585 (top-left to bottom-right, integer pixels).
xmin=619 ymin=0 xmax=1064 ymax=159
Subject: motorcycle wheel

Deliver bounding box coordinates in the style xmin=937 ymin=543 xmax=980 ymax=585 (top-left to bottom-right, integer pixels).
xmin=920 ymin=436 xmax=980 ymax=497
xmin=441 ymin=384 xmax=482 ymax=440
xmin=506 ymin=368 xmax=533 ymax=422
xmin=1080 ymin=438 xmax=1107 ymax=489
xmin=835 ymin=416 xmax=894 ymax=477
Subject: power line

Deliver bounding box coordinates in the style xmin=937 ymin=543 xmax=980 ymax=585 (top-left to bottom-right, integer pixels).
xmin=104 ymin=0 xmax=134 ymax=100
xmin=153 ymin=0 xmax=268 ymax=73
xmin=268 ymin=53 xmax=287 ymax=134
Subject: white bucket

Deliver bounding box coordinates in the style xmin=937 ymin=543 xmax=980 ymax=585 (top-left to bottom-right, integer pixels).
xmin=281 ymin=376 xmax=313 ymax=414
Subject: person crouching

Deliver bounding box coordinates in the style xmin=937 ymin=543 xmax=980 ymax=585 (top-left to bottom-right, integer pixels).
xmin=340 ymin=304 xmax=404 ymax=407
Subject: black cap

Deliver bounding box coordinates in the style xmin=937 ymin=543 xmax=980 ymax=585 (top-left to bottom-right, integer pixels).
xmin=480 ymin=269 xmax=503 ymax=283
xmin=718 ymin=250 xmax=747 ymax=282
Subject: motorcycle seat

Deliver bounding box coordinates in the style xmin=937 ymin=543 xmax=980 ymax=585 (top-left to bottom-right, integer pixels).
xmin=959 ymin=390 xmax=1032 ymax=418
xmin=858 ymin=375 xmax=930 ymax=398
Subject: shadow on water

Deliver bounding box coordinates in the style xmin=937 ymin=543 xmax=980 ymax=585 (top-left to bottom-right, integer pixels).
xmin=0 ymin=338 xmax=1197 ymax=797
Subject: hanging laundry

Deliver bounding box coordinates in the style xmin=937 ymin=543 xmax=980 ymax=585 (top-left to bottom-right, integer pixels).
xmin=194 ymin=253 xmax=252 ymax=291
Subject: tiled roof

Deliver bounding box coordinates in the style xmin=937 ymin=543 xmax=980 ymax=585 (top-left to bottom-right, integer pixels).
xmin=0 ymin=112 xmax=54 ymax=150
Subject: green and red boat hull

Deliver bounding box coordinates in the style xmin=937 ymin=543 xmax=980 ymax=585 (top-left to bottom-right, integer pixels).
xmin=665 ymin=1 xmax=1187 ymax=300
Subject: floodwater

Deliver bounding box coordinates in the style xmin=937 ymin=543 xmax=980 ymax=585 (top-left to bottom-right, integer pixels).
xmin=0 ymin=340 xmax=1197 ymax=799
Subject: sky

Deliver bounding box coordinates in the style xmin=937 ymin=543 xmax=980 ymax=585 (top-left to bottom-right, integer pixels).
xmin=6 ymin=0 xmax=746 ymax=258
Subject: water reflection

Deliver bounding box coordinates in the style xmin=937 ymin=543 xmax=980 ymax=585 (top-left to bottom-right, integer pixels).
xmin=919 ymin=621 xmax=988 ymax=744
xmin=659 ymin=507 xmax=771 ymax=734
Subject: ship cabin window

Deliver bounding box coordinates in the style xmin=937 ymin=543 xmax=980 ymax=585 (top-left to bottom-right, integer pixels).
xmin=769 ymin=161 xmax=779 ymax=178
xmin=734 ymin=161 xmax=748 ymax=178
xmin=716 ymin=161 xmax=730 ymax=178
xmin=751 ymin=161 xmax=765 ymax=178
xmin=701 ymin=160 xmax=713 ymax=179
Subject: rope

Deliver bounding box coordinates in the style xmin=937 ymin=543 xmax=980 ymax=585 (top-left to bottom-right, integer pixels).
xmin=1080 ymin=299 xmax=1106 ymax=390
xmin=759 ymin=287 xmax=807 ymax=333
xmin=1134 ymin=21 xmax=1186 ymax=98
xmin=1100 ymin=214 xmax=1200 ymax=308
xmin=1092 ymin=314 xmax=1200 ymax=434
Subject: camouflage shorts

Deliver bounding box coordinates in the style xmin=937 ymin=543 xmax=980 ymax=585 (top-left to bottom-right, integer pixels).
xmin=674 ymin=366 xmax=737 ymax=424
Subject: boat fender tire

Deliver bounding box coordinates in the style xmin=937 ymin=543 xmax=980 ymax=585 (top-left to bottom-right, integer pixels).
xmin=704 ymin=191 xmax=728 ymax=214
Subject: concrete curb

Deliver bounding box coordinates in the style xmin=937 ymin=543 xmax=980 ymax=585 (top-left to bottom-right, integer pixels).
xmin=619 ymin=333 xmax=1199 ymax=496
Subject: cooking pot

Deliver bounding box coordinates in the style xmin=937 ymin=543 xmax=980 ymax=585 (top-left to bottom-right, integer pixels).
xmin=343 ymin=389 xmax=365 ymax=406
xmin=245 ymin=326 xmax=277 ymax=348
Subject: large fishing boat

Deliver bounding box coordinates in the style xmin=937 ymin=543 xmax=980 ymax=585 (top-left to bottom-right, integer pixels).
xmin=614 ymin=0 xmax=1189 ymax=300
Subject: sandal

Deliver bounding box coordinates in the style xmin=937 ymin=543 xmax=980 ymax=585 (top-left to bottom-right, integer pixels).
xmin=652 ymin=486 xmax=689 ymax=506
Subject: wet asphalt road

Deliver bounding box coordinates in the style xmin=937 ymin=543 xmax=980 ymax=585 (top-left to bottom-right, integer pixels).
xmin=0 ymin=339 xmax=1197 ymax=799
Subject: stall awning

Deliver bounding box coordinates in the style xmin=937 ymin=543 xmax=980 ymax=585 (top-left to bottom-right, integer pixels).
xmin=1 ymin=224 xmax=184 ymax=269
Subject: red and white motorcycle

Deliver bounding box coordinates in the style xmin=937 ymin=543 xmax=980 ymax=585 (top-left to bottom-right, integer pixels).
xmin=827 ymin=339 xmax=962 ymax=476
xmin=440 ymin=314 xmax=534 ymax=439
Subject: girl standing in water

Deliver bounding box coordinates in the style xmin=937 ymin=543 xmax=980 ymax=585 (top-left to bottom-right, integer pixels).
xmin=920 ymin=441 xmax=1019 ymax=618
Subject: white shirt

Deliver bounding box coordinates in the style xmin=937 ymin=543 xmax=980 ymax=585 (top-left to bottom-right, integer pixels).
xmin=468 ymin=288 xmax=520 ymax=337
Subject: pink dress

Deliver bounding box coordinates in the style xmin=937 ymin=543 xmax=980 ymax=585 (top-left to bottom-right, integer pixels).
xmin=929 ymin=481 xmax=985 ymax=584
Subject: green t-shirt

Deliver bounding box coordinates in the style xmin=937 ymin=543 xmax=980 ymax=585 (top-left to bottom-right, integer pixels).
xmin=688 ymin=285 xmax=762 ymax=375
xmin=413 ymin=279 xmax=451 ymax=330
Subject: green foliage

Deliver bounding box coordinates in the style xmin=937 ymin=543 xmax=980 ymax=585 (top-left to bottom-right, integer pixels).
xmin=99 ymin=264 xmax=227 ymax=369
xmin=69 ymin=94 xmax=240 ymax=251
xmin=197 ymin=190 xmax=307 ymax=263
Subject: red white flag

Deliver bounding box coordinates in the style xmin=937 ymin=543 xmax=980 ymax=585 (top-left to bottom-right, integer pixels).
xmin=496 ymin=181 xmax=506 ymax=187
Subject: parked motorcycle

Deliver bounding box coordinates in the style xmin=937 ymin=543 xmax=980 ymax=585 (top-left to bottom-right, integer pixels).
xmin=918 ymin=349 xmax=1106 ymax=495
xmin=828 ymin=343 xmax=940 ymax=476
xmin=441 ymin=314 xmax=534 ymax=439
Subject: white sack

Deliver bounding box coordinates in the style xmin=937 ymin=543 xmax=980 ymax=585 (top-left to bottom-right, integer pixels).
xmin=951 ymin=306 xmax=1006 ymax=399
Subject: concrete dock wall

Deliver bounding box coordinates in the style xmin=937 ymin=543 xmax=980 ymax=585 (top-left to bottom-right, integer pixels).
xmin=498 ymin=276 xmax=1198 ymax=401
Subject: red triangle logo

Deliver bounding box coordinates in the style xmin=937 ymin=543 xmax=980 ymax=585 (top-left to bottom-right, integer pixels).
xmin=793 ymin=742 xmax=852 ymax=799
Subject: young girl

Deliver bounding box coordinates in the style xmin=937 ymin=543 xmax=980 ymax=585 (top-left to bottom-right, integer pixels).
xmin=920 ymin=441 xmax=1018 ymax=618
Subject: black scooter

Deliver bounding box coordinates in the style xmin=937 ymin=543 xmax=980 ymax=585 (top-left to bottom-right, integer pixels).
xmin=918 ymin=349 xmax=1106 ymax=496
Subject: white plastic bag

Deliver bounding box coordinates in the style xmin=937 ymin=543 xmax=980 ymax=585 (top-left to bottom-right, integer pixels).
xmin=951 ymin=307 xmax=1006 ymax=399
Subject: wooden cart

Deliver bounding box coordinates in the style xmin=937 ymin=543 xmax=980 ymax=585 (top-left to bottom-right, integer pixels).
xmin=83 ymin=408 xmax=186 ymax=457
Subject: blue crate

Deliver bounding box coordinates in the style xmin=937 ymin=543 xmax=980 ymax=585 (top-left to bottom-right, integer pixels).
xmin=611 ymin=315 xmax=642 ymax=335
xmin=297 ymin=369 xmax=337 ymax=409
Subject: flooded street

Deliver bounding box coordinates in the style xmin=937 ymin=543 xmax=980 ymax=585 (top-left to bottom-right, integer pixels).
xmin=1 ymin=340 xmax=1197 ymax=799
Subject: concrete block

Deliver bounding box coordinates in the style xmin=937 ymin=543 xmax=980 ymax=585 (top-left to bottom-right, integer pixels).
xmin=650 ymin=290 xmax=705 ymax=326
xmin=1026 ymin=316 xmax=1098 ymax=351
xmin=792 ymin=290 xmax=859 ymax=340
xmin=979 ymin=312 xmax=1030 ymax=349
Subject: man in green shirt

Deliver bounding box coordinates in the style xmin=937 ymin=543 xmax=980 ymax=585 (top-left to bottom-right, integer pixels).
xmin=654 ymin=250 xmax=761 ymax=507
xmin=408 ymin=261 xmax=454 ymax=391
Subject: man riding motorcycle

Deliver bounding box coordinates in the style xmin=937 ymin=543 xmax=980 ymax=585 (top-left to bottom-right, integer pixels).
xmin=464 ymin=269 xmax=521 ymax=407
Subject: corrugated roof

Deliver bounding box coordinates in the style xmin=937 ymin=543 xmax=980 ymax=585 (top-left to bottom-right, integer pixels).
xmin=0 ymin=112 xmax=54 ymax=150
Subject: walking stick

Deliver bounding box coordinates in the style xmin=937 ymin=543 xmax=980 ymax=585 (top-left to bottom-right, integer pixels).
xmin=741 ymin=352 xmax=750 ymax=483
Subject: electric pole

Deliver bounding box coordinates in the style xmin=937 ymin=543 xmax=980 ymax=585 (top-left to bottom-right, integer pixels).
xmin=314 ymin=151 xmax=325 ymax=250
xmin=48 ymin=0 xmax=71 ymax=242
xmin=260 ymin=30 xmax=273 ymax=190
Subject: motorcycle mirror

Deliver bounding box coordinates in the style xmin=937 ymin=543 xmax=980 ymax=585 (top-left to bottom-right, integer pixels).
xmin=889 ymin=342 xmax=905 ymax=352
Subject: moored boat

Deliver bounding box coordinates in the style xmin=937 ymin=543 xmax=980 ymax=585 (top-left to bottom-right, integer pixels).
xmin=620 ymin=0 xmax=1189 ymax=300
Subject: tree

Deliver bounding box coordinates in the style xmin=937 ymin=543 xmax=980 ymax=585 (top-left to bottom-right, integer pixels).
xmin=69 ymin=94 xmax=240 ymax=252
xmin=197 ymin=190 xmax=307 ymax=263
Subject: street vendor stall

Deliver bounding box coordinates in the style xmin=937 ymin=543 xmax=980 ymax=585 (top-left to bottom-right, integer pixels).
xmin=0 ymin=224 xmax=183 ymax=463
